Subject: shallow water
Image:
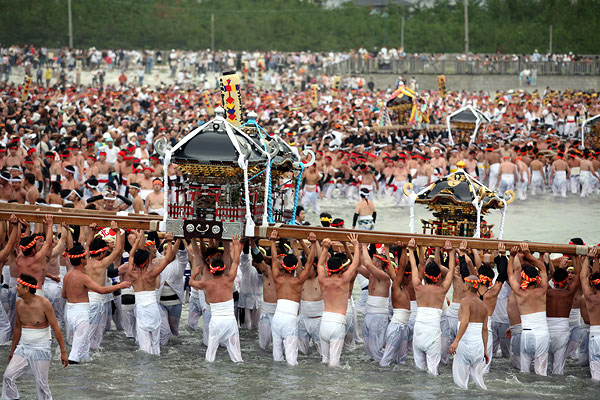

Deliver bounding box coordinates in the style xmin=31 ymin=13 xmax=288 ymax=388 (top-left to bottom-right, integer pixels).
xmin=1 ymin=194 xmax=600 ymax=399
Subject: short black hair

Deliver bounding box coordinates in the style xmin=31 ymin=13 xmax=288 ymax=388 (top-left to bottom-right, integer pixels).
xmin=327 ymin=256 xmax=343 ymax=274
xmin=522 ymin=265 xmax=539 ymax=288
xmin=210 ymin=258 xmax=225 ymax=276
xmin=19 ymin=273 xmax=37 ymax=294
xmin=19 ymin=236 xmax=36 ymax=257
xmin=282 ymin=254 xmax=298 ymax=272
xmin=134 ymin=249 xmax=150 ymax=267
xmin=591 ymin=272 xmax=600 ymax=290
xmin=424 ymin=261 xmax=441 ymax=284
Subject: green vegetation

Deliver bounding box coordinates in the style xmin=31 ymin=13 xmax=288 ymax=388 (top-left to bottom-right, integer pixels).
xmin=1 ymin=0 xmax=598 ymax=53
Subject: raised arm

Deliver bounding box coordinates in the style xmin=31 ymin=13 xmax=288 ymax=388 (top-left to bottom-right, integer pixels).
xmin=568 ymin=254 xmax=582 ymax=295
xmin=270 ymin=230 xmax=281 ymax=280
xmin=361 ymin=243 xmax=389 ymax=281
xmin=316 ymin=237 xmax=331 ymax=279
xmin=0 ymin=215 xmax=18 ymax=263
xmin=344 ymin=234 xmax=361 ymax=280
xmin=101 ymin=222 xmax=124 ymax=268
xmin=441 ymin=241 xmax=455 ymax=291
xmin=297 ymin=233 xmax=317 ymax=284
xmin=408 ymin=238 xmax=421 ymax=288
xmin=580 ymin=247 xmax=596 ymax=298
xmin=507 ymin=246 xmax=520 ymax=291
xmin=34 ymin=215 xmax=54 ymax=263
xmin=147 ymin=232 xmax=176 ymax=280
xmin=227 ymin=235 xmax=243 ymax=281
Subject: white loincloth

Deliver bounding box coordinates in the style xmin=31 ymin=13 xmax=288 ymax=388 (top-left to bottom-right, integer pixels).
xmin=520 ymin=311 xmax=550 ymax=376
xmin=120 ymin=287 xmax=136 ymax=339
xmin=547 ymin=317 xmax=569 ymax=375
xmin=134 ymin=290 xmax=161 ymax=355
xmin=271 ymin=299 xmax=300 ymax=366
xmin=357 ymin=215 xmax=374 ymax=231
xmin=148 ymin=207 xmax=164 ymax=216
xmin=140 ymin=189 xmax=153 ymax=201
xmin=66 ymin=302 xmax=91 ymax=363
xmin=319 ymin=311 xmax=346 ymax=367
xmin=510 ymin=323 xmax=522 ymax=369
xmin=298 ymin=300 xmax=324 ymax=355
xmin=488 ymin=163 xmax=500 ymax=189
xmin=589 ymin=325 xmax=600 ymax=381
xmin=363 ymin=295 xmax=389 ymax=362
xmin=2 ymin=327 xmax=53 ymax=400
xmin=413 ymin=307 xmax=443 ymax=375
xmin=380 ymin=308 xmax=410 ymax=367
xmin=452 ymin=322 xmax=487 ymax=390
xmin=88 ymin=291 xmax=109 ymax=350
xmin=259 ymin=301 xmax=277 ymax=350
xmin=552 ymin=170 xmax=567 ymax=197
xmin=206 ymin=299 xmax=242 ymax=363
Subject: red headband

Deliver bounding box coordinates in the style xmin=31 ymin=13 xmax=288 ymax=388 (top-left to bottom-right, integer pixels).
xmin=89 ymin=246 xmax=108 ymax=255
xmin=209 ymin=263 xmax=227 ymax=274
xmin=424 ymin=271 xmax=441 ymax=283
xmin=145 ymin=240 xmax=155 ymax=247
xmin=67 ymin=251 xmax=87 ymax=259
xmin=464 ymin=277 xmax=480 ymax=289
xmin=520 ymin=271 xmax=541 ymax=289
xmin=17 ymin=277 xmax=39 ymax=289
xmin=479 ymin=275 xmax=493 ymax=287
xmin=19 ymin=238 xmax=36 ymax=251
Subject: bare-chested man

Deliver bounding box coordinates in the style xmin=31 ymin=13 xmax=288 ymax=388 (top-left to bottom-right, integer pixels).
xmin=144 ymin=178 xmax=165 ymax=215
xmin=380 ymin=241 xmax=411 ymax=366
xmin=580 ymin=247 xmax=600 ymax=381
xmin=546 ymin=253 xmax=580 ymax=375
xmin=529 ymin=154 xmax=546 ymax=195
xmin=579 ymin=149 xmax=600 ymax=198
xmin=486 ymin=147 xmax=501 ymax=190
xmin=85 ymin=222 xmax=124 ymax=350
xmin=409 ymin=238 xmax=455 ymax=376
xmin=298 ymin=236 xmax=323 ymax=356
xmin=128 ymin=182 xmax=145 ymax=213
xmin=2 ymin=274 xmax=68 ymax=399
xmin=96 ymin=151 xmax=114 ymax=191
xmin=449 ymin=275 xmax=489 ymax=390
xmin=507 ymin=242 xmax=550 ymax=376
xmin=16 ymin=215 xmax=54 ymax=294
xmin=301 ymin=164 xmax=321 ymax=214
xmin=9 ymin=177 xmax=26 ymax=204
xmin=126 ymin=230 xmax=177 ymax=355
xmin=62 ymin=243 xmax=130 ymax=364
xmin=268 ymin=230 xmax=313 ymax=366
xmin=352 ymin=187 xmax=376 ymax=231
xmin=360 ymin=243 xmax=391 ymax=362
xmin=316 ymin=233 xmax=360 ymax=366
xmin=549 ymin=155 xmax=570 ymax=198
xmin=392 ymin=157 xmax=410 ymax=206
xmin=514 ymin=156 xmax=530 ymax=200
xmin=496 ymin=156 xmax=518 ymax=194
xmin=189 ymin=234 xmax=243 ymax=362
xmin=249 ymin=240 xmax=278 ymax=350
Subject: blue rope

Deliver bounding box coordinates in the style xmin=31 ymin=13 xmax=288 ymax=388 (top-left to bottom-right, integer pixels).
xmin=289 ymin=162 xmax=305 ymax=225
xmin=266 ymin=158 xmax=276 ymax=224
xmin=276 ymin=179 xmax=293 ymax=189
xmin=248 ymin=167 xmax=267 ymax=182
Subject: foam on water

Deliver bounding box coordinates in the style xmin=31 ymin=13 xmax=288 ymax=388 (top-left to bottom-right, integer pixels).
xmin=0 ymin=195 xmax=599 ymax=398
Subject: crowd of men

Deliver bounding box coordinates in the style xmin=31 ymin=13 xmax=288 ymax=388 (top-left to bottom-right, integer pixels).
xmin=0 ymin=213 xmax=599 ymax=397
xmin=0 ymin=51 xmax=600 ymax=396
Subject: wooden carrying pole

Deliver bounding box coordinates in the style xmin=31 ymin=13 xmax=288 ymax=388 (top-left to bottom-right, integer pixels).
xmin=254 ymin=225 xmax=598 ymax=256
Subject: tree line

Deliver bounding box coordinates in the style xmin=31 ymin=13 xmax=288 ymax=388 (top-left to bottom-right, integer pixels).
xmin=0 ymin=0 xmax=598 ymax=54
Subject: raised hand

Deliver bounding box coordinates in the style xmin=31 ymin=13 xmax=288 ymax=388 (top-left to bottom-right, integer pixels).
xmin=396 ymin=240 xmax=405 ymax=247
xmin=519 ymin=242 xmax=530 ymax=255
xmin=443 ymin=240 xmax=453 ymax=252
xmin=308 ymin=232 xmax=317 ymax=243
xmin=44 ymin=214 xmax=53 ymax=226
xmin=588 ymin=246 xmax=597 ymax=258
xmin=498 ymin=243 xmax=506 ymax=254
xmin=459 ymin=240 xmax=468 ymax=253
xmin=348 ymin=233 xmax=359 ymax=247
xmin=322 ymin=238 xmax=332 ymax=249
xmin=110 ymin=221 xmax=119 ymax=231
xmin=8 ymin=214 xmax=17 ymax=225
xmin=510 ymin=246 xmax=519 ymax=257
xmin=407 ymin=238 xmax=416 ymax=250
xmin=165 ymin=232 xmax=174 ymax=241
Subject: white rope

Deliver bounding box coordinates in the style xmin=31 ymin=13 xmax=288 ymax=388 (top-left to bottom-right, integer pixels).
xmin=162 ymin=150 xmax=171 ymax=229
xmin=240 ymin=155 xmax=255 ymax=237
xmin=261 ymin=153 xmax=272 ymax=226
xmin=472 ymin=195 xmax=483 ymax=238
xmin=408 ymin=191 xmax=418 ymax=234
xmin=498 ymin=198 xmax=507 ymax=239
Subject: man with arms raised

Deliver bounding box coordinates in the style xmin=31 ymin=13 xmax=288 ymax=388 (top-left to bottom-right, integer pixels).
xmin=126 ymin=231 xmax=177 ymax=355
xmin=16 ymin=215 xmax=55 ymax=295
xmin=579 ymin=247 xmax=600 ymax=381
xmin=316 ymin=234 xmax=359 ymax=367
xmin=2 ymin=274 xmax=68 ymax=400
xmin=269 ymin=230 xmax=314 ymax=366
xmin=85 ymin=222 xmax=124 ymax=351
xmin=546 ymin=253 xmax=581 ymax=375
xmin=189 ymin=235 xmax=243 ymax=363
xmin=507 ymin=242 xmax=549 ymax=376
xmin=62 ymin=244 xmax=130 ymax=364
xmin=449 ymin=275 xmax=489 ymax=390
xmin=408 ymin=238 xmax=455 ymax=376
